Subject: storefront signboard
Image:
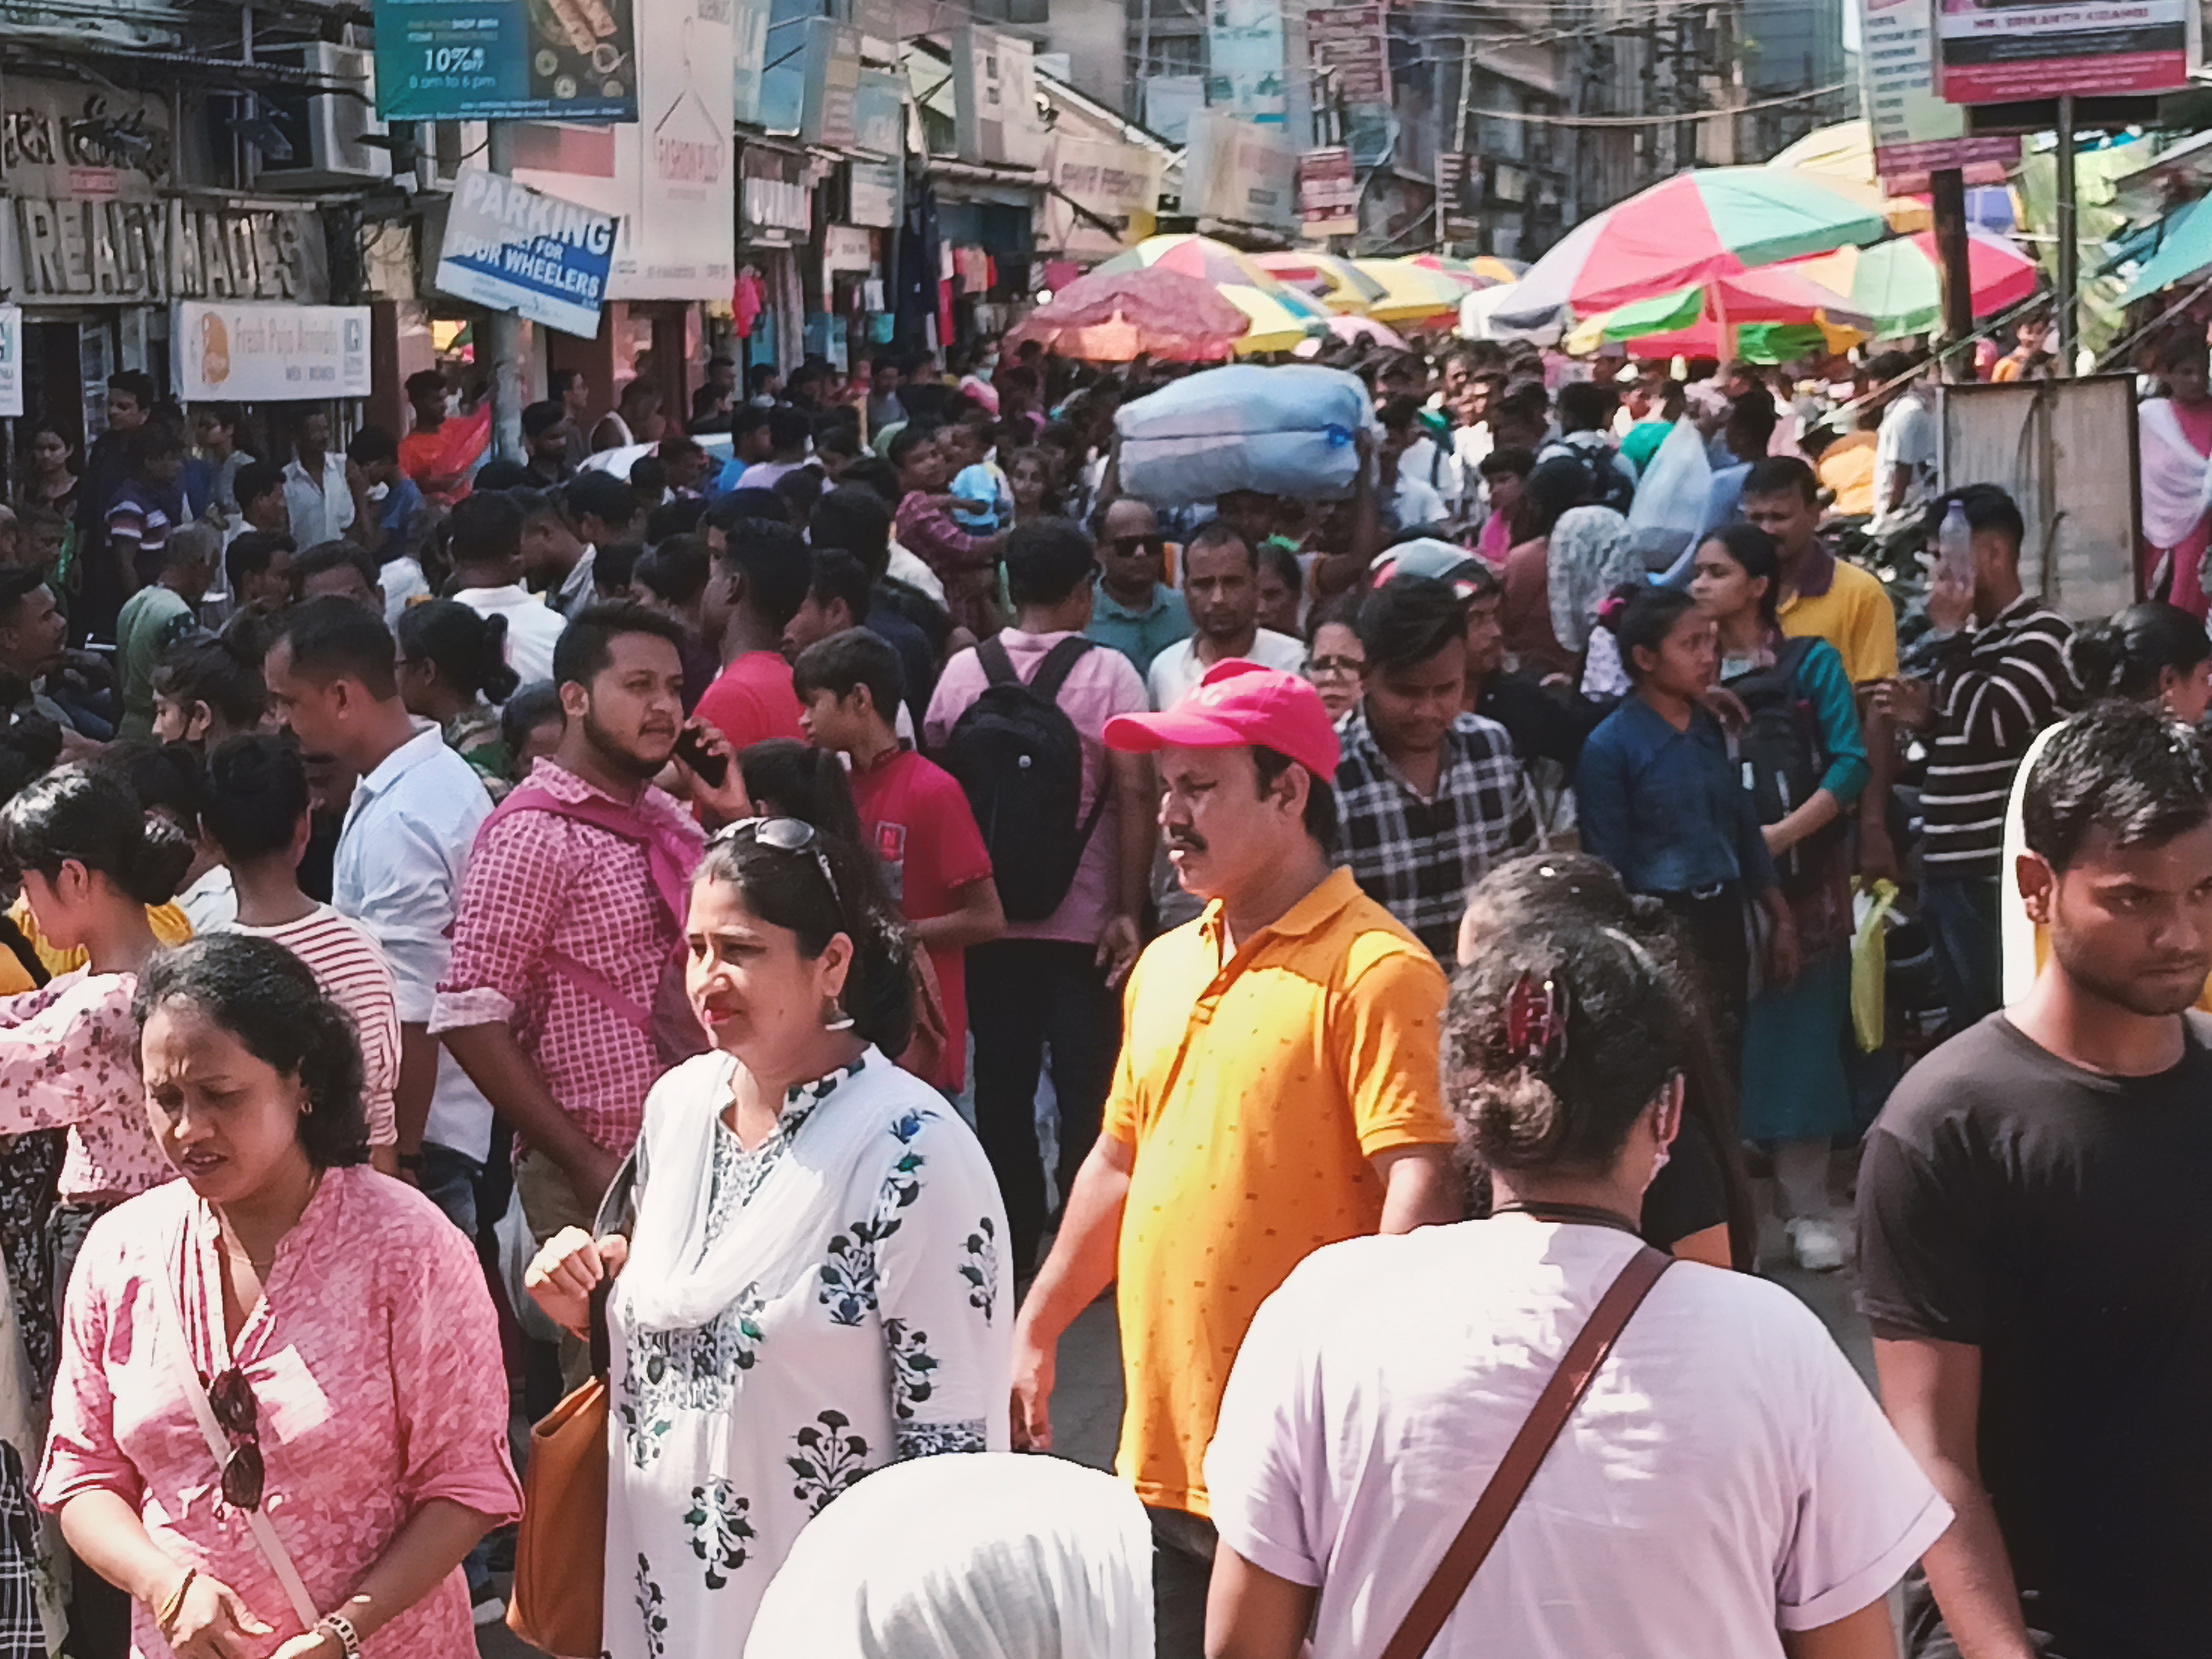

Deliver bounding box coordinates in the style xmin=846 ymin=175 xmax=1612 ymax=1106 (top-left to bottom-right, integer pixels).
xmin=436 ymin=166 xmax=616 ymax=336
xmin=374 ymin=0 xmax=640 ymax=120
xmin=173 ymin=302 xmax=372 ymax=400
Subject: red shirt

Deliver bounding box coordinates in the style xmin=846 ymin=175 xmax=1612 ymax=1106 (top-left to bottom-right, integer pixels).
xmin=847 ymin=747 xmax=994 ymax=1091
xmin=694 ymin=649 xmax=805 ymax=753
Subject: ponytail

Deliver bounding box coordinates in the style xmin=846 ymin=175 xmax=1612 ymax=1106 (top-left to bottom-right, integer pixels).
xmin=398 ymin=599 xmax=522 ymax=704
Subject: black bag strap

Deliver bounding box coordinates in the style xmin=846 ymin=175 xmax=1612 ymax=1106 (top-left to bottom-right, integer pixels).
xmin=0 ymin=913 xmax=48 ymax=989
xmin=978 ymin=635 xmax=1020 ymax=688
xmin=1028 ymin=635 xmax=1096 ymax=702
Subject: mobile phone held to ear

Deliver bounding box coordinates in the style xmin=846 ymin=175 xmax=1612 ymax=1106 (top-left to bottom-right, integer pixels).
xmin=674 ymin=726 xmax=729 ymax=788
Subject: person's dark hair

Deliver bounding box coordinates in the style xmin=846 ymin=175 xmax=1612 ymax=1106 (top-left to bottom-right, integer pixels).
xmin=200 ymin=734 xmax=309 ymax=864
xmin=97 ymin=740 xmax=200 ymax=833
xmin=811 ymin=487 xmax=895 ymax=579
xmin=398 ymin=599 xmax=521 ymax=705
xmin=594 ymin=542 xmax=643 ymax=595
xmin=774 ymin=466 xmax=824 ymax=524
xmin=1477 ymin=445 xmax=1536 ymax=483
xmin=657 ymin=434 xmax=706 ymax=469
xmin=745 ymin=362 xmax=779 ymax=397
xmin=732 ymin=406 xmax=774 ymax=446
xmin=234 ymin=459 xmax=286 ymax=514
xmin=0 ymin=762 xmax=194 ymax=906
xmin=1004 ymin=518 xmax=1096 ymax=609
xmin=548 ymin=368 xmax=584 ymax=400
xmin=1376 ymin=395 xmax=1423 ymax=434
xmin=1305 ymin=591 xmax=1363 ymax=646
xmin=1557 ymin=380 xmax=1618 ymax=433
xmin=633 ymin=534 xmax=713 ymax=608
xmin=2066 ymin=601 xmax=2212 ymax=704
xmin=153 ymin=634 xmax=267 ymax=731
xmin=2151 ymin=330 xmax=2209 ymax=372
xmin=693 ymin=820 xmax=914 ymax=1053
xmin=133 ymin=935 xmax=370 ymax=1169
xmin=1726 ymin=387 xmax=1778 ymax=454
xmin=448 ymin=489 xmax=525 ymax=570
xmin=109 ymin=369 xmax=157 ymax=409
xmin=618 ymin=379 xmax=663 ymax=416
xmin=521 ymin=400 xmax=568 ymax=442
xmin=1741 ymin=454 xmax=1819 ymax=507
xmin=131 ymin=425 xmax=186 ymax=468
xmin=1258 ymin=540 xmax=1303 ymax=604
xmin=738 ymin=739 xmax=866 ymax=849
xmin=793 ymin=627 xmax=903 ymax=719
xmin=1864 ymin=349 xmax=1917 ymax=385
xmin=718 ymin=519 xmax=813 ymax=630
xmin=1449 ymin=864 xmax=1690 ymax=1177
xmin=563 ymin=471 xmax=639 ymax=532
xmin=500 ymin=681 xmax=564 ymax=763
xmin=1251 ymin=744 xmax=1339 ymax=858
xmin=630 ymin=453 xmax=669 ymax=498
xmin=405 ymin=368 xmax=449 ymax=402
xmin=0 ymin=566 xmax=49 ymax=629
xmin=474 ymin=460 xmax=537 ymax=492
xmin=2023 ymin=699 xmax=2212 ymax=874
xmin=0 ymin=709 xmax=62 ymax=808
xmin=551 ymin=601 xmax=686 ymax=689
xmin=807 ymin=548 xmax=874 ymax=628
xmin=273 ymin=597 xmax=398 ymax=697
xmin=224 ymin=530 xmax=295 ymax=597
xmin=1600 ymin=582 xmax=1700 ymax=679
xmin=1185 ymin=518 xmax=1257 ymax=572
xmin=345 ymin=426 xmax=398 ymax=467
xmin=840 ymin=456 xmax=903 ymax=507
xmin=767 ymin=407 xmax=811 ymax=453
xmin=813 ymin=421 xmax=862 ymax=462
xmin=290 ymin=541 xmax=382 ymax=602
xmin=1513 ymin=456 xmax=1593 ymax=542
xmin=1920 ymin=483 xmax=2025 ymax=556
xmin=1356 ymin=575 xmax=1469 ymax=675
xmin=646 ymin=497 xmax=709 ymax=544
xmin=1699 ymin=523 xmax=1782 ymax=627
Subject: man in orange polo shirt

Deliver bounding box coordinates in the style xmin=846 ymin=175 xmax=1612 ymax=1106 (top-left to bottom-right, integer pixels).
xmin=1009 ymin=660 xmax=1461 ymax=1659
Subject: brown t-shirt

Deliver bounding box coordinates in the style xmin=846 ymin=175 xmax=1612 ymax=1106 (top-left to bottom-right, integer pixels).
xmin=1499 ymin=535 xmax=1576 ymax=678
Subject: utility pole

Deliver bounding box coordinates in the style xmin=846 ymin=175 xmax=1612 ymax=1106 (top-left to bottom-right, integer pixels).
xmin=484 ymin=122 xmax=523 ymax=463
xmin=1930 ymin=166 xmax=1973 ymax=377
xmin=2054 ymin=93 xmax=2078 ymax=376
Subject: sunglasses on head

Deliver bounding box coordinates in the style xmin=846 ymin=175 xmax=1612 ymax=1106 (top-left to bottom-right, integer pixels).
xmin=708 ymin=817 xmax=842 ymax=905
xmin=206 ymin=1366 xmax=265 ymax=1510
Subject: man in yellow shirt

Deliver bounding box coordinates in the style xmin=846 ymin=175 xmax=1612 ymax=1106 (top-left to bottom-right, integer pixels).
xmin=1009 ymin=661 xmax=1460 ymax=1659
xmin=1742 ymin=456 xmax=1898 ymax=687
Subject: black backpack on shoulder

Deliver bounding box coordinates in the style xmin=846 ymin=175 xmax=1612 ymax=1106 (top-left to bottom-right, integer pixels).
xmin=943 ymin=636 xmax=1107 ymax=922
xmin=1726 ymin=635 xmax=1833 ymax=885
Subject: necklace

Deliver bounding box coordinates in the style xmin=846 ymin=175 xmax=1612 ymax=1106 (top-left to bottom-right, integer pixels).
xmin=1492 ymin=1199 xmax=1641 ymax=1238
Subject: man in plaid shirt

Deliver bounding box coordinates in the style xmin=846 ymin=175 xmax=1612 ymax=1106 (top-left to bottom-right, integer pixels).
xmin=1334 ymin=575 xmax=1538 ymax=959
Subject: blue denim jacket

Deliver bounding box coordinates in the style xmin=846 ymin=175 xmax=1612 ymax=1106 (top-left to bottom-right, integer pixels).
xmin=1577 ymin=695 xmax=1778 ymax=896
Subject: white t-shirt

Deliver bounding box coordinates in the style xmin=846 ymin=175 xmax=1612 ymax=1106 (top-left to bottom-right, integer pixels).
xmin=1207 ymin=1220 xmax=1951 ymax=1659
xmin=1871 ymin=389 xmax=1936 ymax=535
xmin=453 ymin=583 xmax=568 ymax=688
xmin=1146 ymin=628 xmax=1306 ymax=710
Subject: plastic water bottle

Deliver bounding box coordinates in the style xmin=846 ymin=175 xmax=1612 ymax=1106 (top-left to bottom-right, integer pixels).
xmin=1936 ymin=499 xmax=1973 ymax=589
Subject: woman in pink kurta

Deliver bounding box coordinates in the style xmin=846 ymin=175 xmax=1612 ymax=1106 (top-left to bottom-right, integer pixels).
xmin=38 ymin=934 xmax=520 ymax=1659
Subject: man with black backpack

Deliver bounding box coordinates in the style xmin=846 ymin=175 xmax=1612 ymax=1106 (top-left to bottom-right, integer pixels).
xmin=1536 ymin=379 xmax=1637 ymax=517
xmin=923 ymin=517 xmax=1154 ymax=1277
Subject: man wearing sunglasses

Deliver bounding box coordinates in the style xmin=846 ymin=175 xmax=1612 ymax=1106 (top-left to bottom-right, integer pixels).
xmin=1085 ymin=498 xmax=1191 ymax=675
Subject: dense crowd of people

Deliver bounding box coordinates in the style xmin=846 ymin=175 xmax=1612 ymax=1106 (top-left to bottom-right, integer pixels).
xmin=0 ymin=320 xmax=2198 ymax=1659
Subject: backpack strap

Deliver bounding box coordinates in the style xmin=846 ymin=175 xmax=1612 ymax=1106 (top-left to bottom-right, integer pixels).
xmin=1027 ymin=635 xmax=1096 ymax=702
xmin=977 ymin=635 xmax=1020 ymax=687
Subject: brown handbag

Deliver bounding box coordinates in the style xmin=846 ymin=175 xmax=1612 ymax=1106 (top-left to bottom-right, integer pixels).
xmin=508 ymin=1159 xmax=636 ymax=1659
xmin=1377 ymin=1244 xmax=1674 ymax=1659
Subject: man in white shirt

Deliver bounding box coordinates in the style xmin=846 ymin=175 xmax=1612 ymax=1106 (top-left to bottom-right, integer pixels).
xmin=449 ymin=490 xmax=567 ymax=686
xmin=1147 ymin=521 xmax=1308 ymax=710
xmin=282 ymin=409 xmax=358 ymax=546
xmin=1867 ymin=349 xmax=1937 ymax=539
xmin=553 ymin=473 xmax=643 ymax=617
xmin=261 ymin=597 xmax=497 ymax=1236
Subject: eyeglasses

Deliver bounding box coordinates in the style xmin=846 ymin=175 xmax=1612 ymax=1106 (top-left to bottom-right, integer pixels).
xmin=708 ymin=817 xmax=841 ymax=905
xmin=1106 ymin=534 xmax=1165 ymax=558
xmin=205 ymin=1366 xmax=265 ymax=1510
xmin=1308 ymin=656 xmax=1365 ymax=678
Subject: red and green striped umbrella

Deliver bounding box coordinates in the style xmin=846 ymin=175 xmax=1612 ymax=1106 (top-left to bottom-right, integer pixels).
xmin=1492 ymin=166 xmax=1889 ymax=331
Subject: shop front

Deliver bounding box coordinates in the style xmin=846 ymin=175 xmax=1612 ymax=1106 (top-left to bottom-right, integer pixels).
xmin=738 ymin=141 xmax=812 ymax=377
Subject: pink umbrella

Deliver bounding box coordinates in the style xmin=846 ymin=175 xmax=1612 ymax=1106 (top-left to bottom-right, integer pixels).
xmin=1328 ymin=313 xmax=1408 ymax=348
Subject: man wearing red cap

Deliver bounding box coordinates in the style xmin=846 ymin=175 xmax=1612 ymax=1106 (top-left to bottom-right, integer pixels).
xmin=1010 ymin=659 xmax=1460 ymax=1659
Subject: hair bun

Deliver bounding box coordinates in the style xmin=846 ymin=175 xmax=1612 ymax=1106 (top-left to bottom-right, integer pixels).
xmin=129 ymin=809 xmax=197 ymax=907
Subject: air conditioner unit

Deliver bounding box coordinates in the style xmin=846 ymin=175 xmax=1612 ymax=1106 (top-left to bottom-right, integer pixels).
xmin=255 ymin=43 xmax=392 ymax=187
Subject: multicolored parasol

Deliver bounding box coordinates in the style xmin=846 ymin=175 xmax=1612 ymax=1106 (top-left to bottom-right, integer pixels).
xmin=1786 ymin=230 xmax=2041 ymax=339
xmin=1350 ymin=259 xmax=1471 ymax=324
xmin=1002 ymin=267 xmax=1250 ymax=362
xmin=1250 ymin=252 xmax=1386 ymax=313
xmin=1095 ymin=234 xmax=1328 ymax=352
xmin=1562 ymin=264 xmax=1873 ymax=358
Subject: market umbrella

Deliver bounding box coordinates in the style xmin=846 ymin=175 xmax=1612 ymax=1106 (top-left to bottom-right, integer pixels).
xmin=1788 ymin=230 xmax=2040 ymax=337
xmin=1327 ymin=312 xmax=1409 ymax=348
xmin=2116 ymin=195 xmax=2212 ymax=305
xmin=1220 ymin=285 xmax=1330 ymax=354
xmin=1002 ymin=266 xmax=1250 ymax=362
xmin=1351 ymin=258 xmax=1471 ymax=324
xmin=1406 ymin=253 xmax=1526 ymax=288
xmin=1563 ymin=264 xmax=1872 ymax=356
xmin=1250 ymin=251 xmax=1386 ymax=313
xmin=1492 ymin=166 xmax=1890 ymax=330
xmin=1096 ymin=233 xmax=1329 ymax=350
xmin=1767 ymin=119 xmax=2017 ymax=235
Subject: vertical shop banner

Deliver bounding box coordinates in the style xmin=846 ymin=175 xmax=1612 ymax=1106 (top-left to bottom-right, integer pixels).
xmin=852 ymin=68 xmax=904 ymax=156
xmin=0 ymin=307 xmax=20 ymax=419
xmin=1935 ymin=0 xmax=2196 ymax=101
xmin=436 ymin=166 xmax=616 ymax=335
xmin=951 ymin=26 xmax=1047 ymax=167
xmin=1184 ymin=111 xmax=1296 ymax=229
xmin=801 ymin=19 xmax=862 ymax=149
xmin=1208 ymin=0 xmax=1288 ymax=122
xmin=1860 ymin=0 xmax=2018 ymax=185
xmin=631 ymin=0 xmax=736 ymax=294
xmin=375 ymin=0 xmax=639 ymax=120
xmin=172 ymin=302 xmax=372 ymax=399
xmin=731 ymin=0 xmax=771 ymax=126
xmin=1297 ymin=146 xmax=1358 ymax=235
xmin=1304 ymin=3 xmax=1389 ymax=104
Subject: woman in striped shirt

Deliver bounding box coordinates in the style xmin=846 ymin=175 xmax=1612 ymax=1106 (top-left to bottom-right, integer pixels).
xmin=199 ymin=735 xmax=402 ymax=1175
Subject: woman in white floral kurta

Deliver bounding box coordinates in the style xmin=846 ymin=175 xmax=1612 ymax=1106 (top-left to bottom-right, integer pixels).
xmin=528 ymin=820 xmax=1012 ymax=1658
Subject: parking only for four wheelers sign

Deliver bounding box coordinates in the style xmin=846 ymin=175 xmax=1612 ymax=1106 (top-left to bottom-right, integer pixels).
xmin=435 ymin=166 xmax=616 ymax=337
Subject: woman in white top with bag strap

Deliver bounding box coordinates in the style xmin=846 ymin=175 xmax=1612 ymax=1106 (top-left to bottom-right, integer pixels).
xmin=1205 ymin=853 xmax=1954 ymax=1659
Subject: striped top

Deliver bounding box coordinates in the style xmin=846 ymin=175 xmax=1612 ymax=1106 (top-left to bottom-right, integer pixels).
xmin=1919 ymin=596 xmax=2077 ymax=880
xmin=223 ymin=907 xmax=401 ymax=1148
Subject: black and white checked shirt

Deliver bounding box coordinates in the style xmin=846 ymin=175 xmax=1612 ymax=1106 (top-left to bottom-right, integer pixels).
xmin=1334 ymin=704 xmax=1540 ymax=960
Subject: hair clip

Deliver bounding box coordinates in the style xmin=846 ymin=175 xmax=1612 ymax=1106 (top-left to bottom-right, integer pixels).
xmin=1594 ymin=594 xmax=1627 ymax=625
xmin=1503 ymin=972 xmax=1570 ymax=1070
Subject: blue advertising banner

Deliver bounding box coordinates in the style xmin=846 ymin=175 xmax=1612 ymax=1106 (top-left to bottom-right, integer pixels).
xmin=375 ymin=0 xmax=639 ymax=121
xmin=434 ymin=166 xmax=616 ymax=337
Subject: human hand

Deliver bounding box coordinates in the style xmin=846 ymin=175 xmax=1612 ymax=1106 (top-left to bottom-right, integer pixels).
xmin=524 ymin=1228 xmax=630 ymax=1339
xmin=1009 ymin=1324 xmax=1056 ymax=1452
xmin=1767 ymin=908 xmax=1801 ymax=988
xmin=1923 ymin=566 xmax=1975 ymax=635
xmin=672 ymin=720 xmax=752 ymax=825
xmin=1858 ymin=823 xmax=1902 ymax=885
xmin=563 ymin=1141 xmax=626 ymax=1222
xmin=1871 ymin=676 xmax=1934 ymax=732
xmin=1095 ymin=913 xmax=1141 ymax=989
xmin=268 ymin=1632 xmax=341 ymax=1659
xmin=162 ymin=1570 xmax=273 ymax=1659
xmin=1700 ymin=686 xmax=1751 ymax=733
xmin=1760 ymin=821 xmax=1791 ymax=857
xmin=344 ymin=457 xmax=370 ymax=500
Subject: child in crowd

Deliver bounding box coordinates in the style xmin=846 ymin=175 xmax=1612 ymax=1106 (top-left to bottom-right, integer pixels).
xmin=793 ymin=627 xmax=1003 ymax=1095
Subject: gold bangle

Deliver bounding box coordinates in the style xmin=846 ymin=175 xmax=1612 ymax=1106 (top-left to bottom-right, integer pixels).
xmin=155 ymin=1566 xmax=197 ymax=1634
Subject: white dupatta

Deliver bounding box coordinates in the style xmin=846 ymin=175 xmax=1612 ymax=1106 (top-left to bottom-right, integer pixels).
xmin=618 ymin=1047 xmax=892 ymax=1332
xmin=2138 ymin=398 xmax=2212 ymax=550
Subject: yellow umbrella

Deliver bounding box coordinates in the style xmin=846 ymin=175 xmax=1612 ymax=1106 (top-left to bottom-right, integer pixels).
xmin=1221 ymin=285 xmax=1325 ymax=354
xmin=1350 ymin=258 xmax=1469 ymax=324
xmin=1766 ymin=120 xmax=1933 ymax=233
xmin=1250 ymin=251 xmax=1385 ymax=314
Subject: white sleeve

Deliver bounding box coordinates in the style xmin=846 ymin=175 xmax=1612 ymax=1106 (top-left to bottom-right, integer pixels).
xmin=1774 ymin=1321 xmax=1955 ymax=1630
xmin=1203 ymin=1266 xmax=1327 ymax=1588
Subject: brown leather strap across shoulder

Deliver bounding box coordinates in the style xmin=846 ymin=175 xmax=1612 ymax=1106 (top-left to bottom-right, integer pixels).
xmin=1377 ymin=1244 xmax=1675 ymax=1659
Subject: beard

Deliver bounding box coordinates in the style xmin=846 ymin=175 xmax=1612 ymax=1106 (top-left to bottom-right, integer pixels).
xmin=581 ymin=707 xmax=674 ymax=782
xmin=2049 ymin=933 xmax=2212 ymax=1019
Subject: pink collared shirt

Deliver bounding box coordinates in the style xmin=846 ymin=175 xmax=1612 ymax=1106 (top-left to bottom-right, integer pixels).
xmin=0 ymin=970 xmax=166 ymax=1201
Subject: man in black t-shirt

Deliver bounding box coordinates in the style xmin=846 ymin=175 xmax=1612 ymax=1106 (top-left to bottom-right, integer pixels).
xmin=1859 ymin=700 xmax=2212 ymax=1659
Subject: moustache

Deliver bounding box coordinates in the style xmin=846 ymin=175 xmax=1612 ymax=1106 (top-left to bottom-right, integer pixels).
xmin=1165 ymin=830 xmax=1208 ymax=855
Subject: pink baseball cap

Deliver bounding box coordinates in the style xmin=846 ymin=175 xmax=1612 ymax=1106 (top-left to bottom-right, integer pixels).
xmin=1105 ymin=660 xmax=1341 ymax=778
